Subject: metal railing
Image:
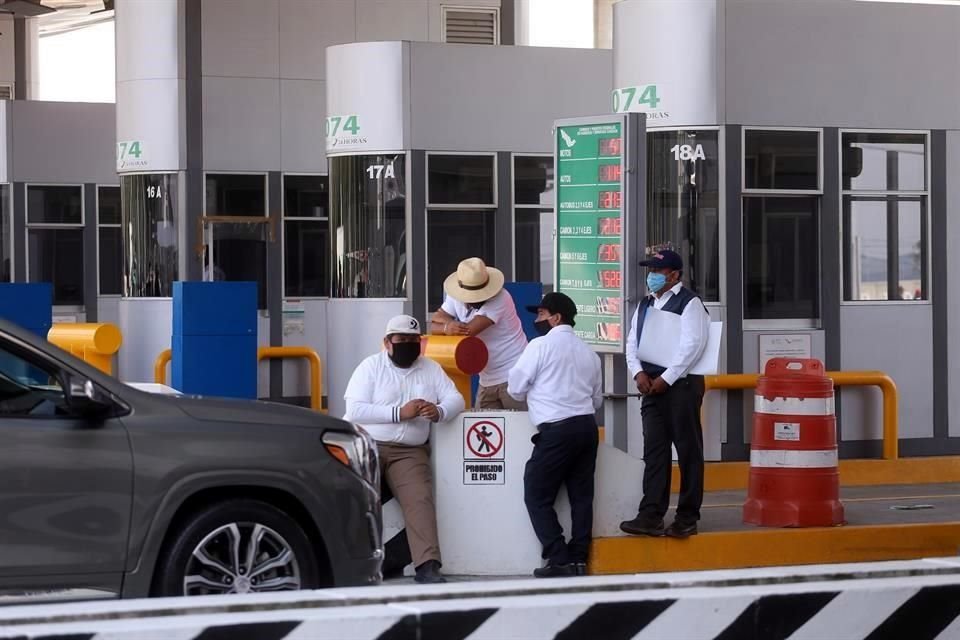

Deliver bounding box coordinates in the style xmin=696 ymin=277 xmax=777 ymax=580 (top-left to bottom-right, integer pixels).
xmin=257 ymin=346 xmax=324 ymax=413
xmin=705 ymin=371 xmax=899 ymax=460
xmin=153 ymin=346 xmax=324 ymax=413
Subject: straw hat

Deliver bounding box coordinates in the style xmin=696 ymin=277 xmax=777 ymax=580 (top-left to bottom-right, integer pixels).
xmin=443 ymin=257 xmax=505 ymax=304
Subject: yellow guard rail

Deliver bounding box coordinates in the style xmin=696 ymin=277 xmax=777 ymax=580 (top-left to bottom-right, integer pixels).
xmin=705 ymin=371 xmax=899 ymax=460
xmin=154 ymin=346 xmax=324 ymax=412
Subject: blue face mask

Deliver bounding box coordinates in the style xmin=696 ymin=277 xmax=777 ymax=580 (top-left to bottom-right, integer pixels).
xmin=647 ymin=272 xmax=667 ymax=293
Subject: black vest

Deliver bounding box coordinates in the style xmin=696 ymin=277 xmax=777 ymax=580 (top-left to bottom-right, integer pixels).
xmin=636 ymin=286 xmax=705 ymax=378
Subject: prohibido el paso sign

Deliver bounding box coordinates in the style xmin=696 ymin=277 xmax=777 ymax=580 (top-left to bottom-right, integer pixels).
xmin=463 ymin=417 xmax=505 ymax=485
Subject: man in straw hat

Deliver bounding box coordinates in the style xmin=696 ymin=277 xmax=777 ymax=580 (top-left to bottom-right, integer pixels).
xmin=430 ymin=257 xmax=528 ymax=410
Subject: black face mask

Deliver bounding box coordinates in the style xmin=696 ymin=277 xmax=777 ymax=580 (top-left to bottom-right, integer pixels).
xmin=468 ymin=300 xmax=486 ymax=310
xmin=534 ymin=319 xmax=553 ymax=336
xmin=389 ymin=342 xmax=421 ymax=368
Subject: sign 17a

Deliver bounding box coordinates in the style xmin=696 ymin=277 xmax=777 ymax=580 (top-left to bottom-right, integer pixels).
xmin=325 ymin=115 xmax=360 ymax=137
xmin=612 ymin=84 xmax=661 ymax=114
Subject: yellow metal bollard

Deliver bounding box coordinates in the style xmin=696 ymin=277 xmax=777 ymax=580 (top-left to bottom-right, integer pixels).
xmin=421 ymin=335 xmax=488 ymax=408
xmin=48 ymin=323 xmax=123 ymax=375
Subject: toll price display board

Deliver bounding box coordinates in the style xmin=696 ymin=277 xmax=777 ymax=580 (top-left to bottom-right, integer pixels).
xmin=555 ymin=121 xmax=625 ymax=352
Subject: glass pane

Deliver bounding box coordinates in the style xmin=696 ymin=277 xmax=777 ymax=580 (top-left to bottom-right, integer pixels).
xmin=285 ymin=220 xmax=328 ymax=297
xmin=514 ymin=156 xmax=554 ymax=206
xmin=744 ymin=130 xmax=819 ymax=190
xmin=330 ymin=154 xmax=407 ymax=298
xmin=1 ymin=185 xmax=9 ymax=282
xmin=98 ymin=186 xmax=122 ymax=225
xmin=205 ymin=174 xmax=266 ymax=216
xmin=428 ymin=155 xmax=495 ymax=205
xmin=514 ymin=208 xmax=554 ymax=287
xmin=842 ymin=132 xmax=926 ymax=191
xmin=743 ymin=196 xmax=819 ymax=320
xmin=98 ymin=227 xmax=122 ymax=296
xmin=428 ymin=210 xmax=496 ymax=309
xmin=121 ymin=174 xmax=178 ymax=297
xmin=210 ymin=222 xmax=268 ymax=309
xmin=843 ymin=196 xmax=926 ymax=301
xmin=27 ymin=185 xmax=82 ymax=224
xmin=0 ymin=343 xmax=66 ymax=416
xmin=647 ymin=130 xmax=720 ymax=301
xmin=284 ymin=175 xmax=328 ymax=218
xmin=898 ymin=200 xmax=925 ymax=300
xmin=27 ymin=228 xmax=84 ymax=306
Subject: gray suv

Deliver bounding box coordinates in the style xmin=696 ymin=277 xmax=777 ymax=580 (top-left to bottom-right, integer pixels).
xmin=0 ymin=319 xmax=382 ymax=600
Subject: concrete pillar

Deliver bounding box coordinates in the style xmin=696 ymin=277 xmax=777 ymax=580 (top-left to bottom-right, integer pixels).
xmin=613 ymin=0 xmax=722 ymax=127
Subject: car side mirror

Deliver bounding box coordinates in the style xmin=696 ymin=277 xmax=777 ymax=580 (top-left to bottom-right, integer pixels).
xmin=67 ymin=378 xmax=113 ymax=418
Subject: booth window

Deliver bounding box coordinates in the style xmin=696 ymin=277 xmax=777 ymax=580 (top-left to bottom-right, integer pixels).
xmin=121 ymin=174 xmax=178 ymax=298
xmin=427 ymin=154 xmax=496 ymax=309
xmin=842 ymin=132 xmax=928 ymax=301
xmin=204 ymin=174 xmax=269 ymax=309
xmin=283 ymin=175 xmax=329 ymax=298
xmin=330 ymin=154 xmax=407 ymax=299
xmin=0 ymin=185 xmax=9 ymax=282
xmin=513 ymin=155 xmax=554 ymax=287
xmin=647 ymin=130 xmax=720 ymax=301
xmin=26 ymin=185 xmax=84 ymax=306
xmin=742 ymin=129 xmax=822 ymax=321
xmin=97 ymin=186 xmax=122 ymax=296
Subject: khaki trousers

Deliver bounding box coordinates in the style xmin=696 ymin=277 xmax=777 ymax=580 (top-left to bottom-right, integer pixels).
xmin=476 ymin=381 xmax=528 ymax=411
xmin=378 ymin=443 xmax=441 ymax=568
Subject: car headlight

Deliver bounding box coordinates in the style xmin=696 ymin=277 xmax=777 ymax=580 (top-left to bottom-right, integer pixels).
xmin=322 ymin=427 xmax=379 ymax=488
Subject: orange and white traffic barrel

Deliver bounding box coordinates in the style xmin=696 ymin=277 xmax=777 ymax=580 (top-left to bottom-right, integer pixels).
xmin=743 ymin=358 xmax=845 ymax=527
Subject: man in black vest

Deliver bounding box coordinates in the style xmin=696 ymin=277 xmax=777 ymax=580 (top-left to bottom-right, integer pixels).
xmin=619 ymin=249 xmax=711 ymax=538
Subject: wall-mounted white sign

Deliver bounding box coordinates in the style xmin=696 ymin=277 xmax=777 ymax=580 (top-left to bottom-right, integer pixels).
xmin=759 ymin=334 xmax=813 ymax=372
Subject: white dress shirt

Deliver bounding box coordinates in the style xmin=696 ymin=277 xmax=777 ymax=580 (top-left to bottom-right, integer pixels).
xmin=507 ymin=324 xmax=603 ymax=427
xmin=343 ymin=352 xmax=465 ymax=446
xmin=441 ymin=289 xmax=528 ymax=387
xmin=625 ymin=283 xmax=711 ymax=387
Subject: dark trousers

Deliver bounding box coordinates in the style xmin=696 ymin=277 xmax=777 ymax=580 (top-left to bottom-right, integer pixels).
xmin=638 ymin=375 xmax=705 ymax=523
xmin=523 ymin=415 xmax=599 ymax=564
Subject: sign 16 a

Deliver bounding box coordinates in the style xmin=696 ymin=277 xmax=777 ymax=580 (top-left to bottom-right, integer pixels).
xmin=612 ymin=84 xmax=661 ymax=114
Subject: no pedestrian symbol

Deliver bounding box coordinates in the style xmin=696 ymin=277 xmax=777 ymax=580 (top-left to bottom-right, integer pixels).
xmin=463 ymin=417 xmax=505 ymax=485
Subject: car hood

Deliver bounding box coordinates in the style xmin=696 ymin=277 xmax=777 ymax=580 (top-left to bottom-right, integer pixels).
xmin=169 ymin=394 xmax=355 ymax=432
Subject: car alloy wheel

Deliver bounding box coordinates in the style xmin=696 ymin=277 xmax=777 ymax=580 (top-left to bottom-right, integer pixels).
xmin=183 ymin=522 xmax=301 ymax=596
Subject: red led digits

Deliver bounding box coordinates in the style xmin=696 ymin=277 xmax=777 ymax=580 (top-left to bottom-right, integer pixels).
xmin=598 ymin=164 xmax=622 ymax=183
xmin=598 ymin=137 xmax=622 ymax=157
xmin=598 ymin=217 xmax=621 ymax=236
xmin=598 ymin=191 xmax=621 ymax=209
xmin=597 ymin=244 xmax=621 ymax=262
xmin=598 ymin=270 xmax=622 ymax=289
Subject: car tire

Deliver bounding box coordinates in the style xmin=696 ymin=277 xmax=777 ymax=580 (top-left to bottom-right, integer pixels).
xmin=153 ymin=498 xmax=320 ymax=597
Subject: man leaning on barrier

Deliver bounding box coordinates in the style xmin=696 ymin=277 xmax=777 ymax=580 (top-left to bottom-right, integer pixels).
xmin=507 ymin=292 xmax=602 ymax=578
xmin=343 ymin=315 xmax=464 ymax=584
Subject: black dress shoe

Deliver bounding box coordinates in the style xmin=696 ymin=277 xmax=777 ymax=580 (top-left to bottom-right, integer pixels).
xmin=665 ymin=520 xmax=698 ymax=539
xmin=619 ymin=515 xmax=666 ymax=537
xmin=573 ymin=562 xmax=587 ymax=576
xmin=533 ymin=562 xmax=577 ymax=578
xmin=414 ymin=560 xmax=447 ymax=584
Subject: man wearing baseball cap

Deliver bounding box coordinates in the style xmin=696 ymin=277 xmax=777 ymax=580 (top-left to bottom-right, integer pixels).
xmin=507 ymin=292 xmax=602 ymax=577
xmin=343 ymin=315 xmax=464 ymax=584
xmin=430 ymin=257 xmax=528 ymax=410
xmin=620 ymin=249 xmax=710 ymax=539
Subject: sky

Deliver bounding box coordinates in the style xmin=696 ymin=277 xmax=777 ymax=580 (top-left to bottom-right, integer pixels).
xmin=38 ymin=20 xmax=115 ymax=103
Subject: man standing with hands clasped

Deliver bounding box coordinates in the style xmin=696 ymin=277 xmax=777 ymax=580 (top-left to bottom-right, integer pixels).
xmin=619 ymin=249 xmax=710 ymax=539
xmin=343 ymin=315 xmax=464 ymax=584
xmin=508 ymin=292 xmax=602 ymax=577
